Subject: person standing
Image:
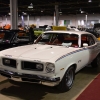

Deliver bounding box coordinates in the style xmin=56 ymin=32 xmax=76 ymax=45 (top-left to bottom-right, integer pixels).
xmin=29 ymin=25 xmax=35 ymax=43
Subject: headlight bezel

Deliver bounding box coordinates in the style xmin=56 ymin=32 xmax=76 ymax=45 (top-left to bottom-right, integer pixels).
xmin=45 ymin=63 xmax=55 ymax=73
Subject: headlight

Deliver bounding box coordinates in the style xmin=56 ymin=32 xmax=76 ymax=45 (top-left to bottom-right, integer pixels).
xmin=36 ymin=64 xmax=43 ymax=70
xmin=46 ymin=63 xmax=55 ymax=73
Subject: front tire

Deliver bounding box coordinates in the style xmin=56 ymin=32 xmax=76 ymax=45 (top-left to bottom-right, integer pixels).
xmin=57 ymin=66 xmax=75 ymax=92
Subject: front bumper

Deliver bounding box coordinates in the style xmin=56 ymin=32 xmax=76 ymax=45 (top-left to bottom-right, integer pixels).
xmin=0 ymin=69 xmax=60 ymax=86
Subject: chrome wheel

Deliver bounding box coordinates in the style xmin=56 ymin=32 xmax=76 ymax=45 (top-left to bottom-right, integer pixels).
xmin=66 ymin=69 xmax=73 ymax=87
xmin=57 ymin=66 xmax=75 ymax=92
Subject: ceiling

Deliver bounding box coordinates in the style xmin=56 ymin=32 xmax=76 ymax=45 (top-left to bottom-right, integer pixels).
xmin=0 ymin=0 xmax=100 ymax=16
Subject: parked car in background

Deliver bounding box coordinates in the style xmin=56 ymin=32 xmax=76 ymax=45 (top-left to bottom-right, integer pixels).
xmin=0 ymin=29 xmax=32 ymax=50
xmin=86 ymin=23 xmax=100 ymax=39
xmin=67 ymin=25 xmax=79 ymax=31
xmin=0 ymin=31 xmax=100 ymax=92
xmin=34 ymin=27 xmax=52 ymax=38
xmin=33 ymin=28 xmax=45 ymax=37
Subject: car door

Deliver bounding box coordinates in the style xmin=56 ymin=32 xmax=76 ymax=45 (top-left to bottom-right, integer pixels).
xmin=76 ymin=34 xmax=97 ymax=71
xmin=82 ymin=34 xmax=98 ymax=63
xmin=87 ymin=35 xmax=99 ymax=61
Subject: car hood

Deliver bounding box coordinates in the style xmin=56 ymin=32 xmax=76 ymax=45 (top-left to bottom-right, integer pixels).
xmin=1 ymin=44 xmax=79 ymax=60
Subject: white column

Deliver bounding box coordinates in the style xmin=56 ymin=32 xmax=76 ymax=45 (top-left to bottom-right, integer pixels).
xmin=55 ymin=5 xmax=59 ymax=26
xmin=53 ymin=12 xmax=56 ymax=26
xmin=85 ymin=15 xmax=87 ymax=27
xmin=27 ymin=15 xmax=29 ymax=26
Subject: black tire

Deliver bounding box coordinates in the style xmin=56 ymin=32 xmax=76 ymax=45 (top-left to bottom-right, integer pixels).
xmin=91 ymin=54 xmax=100 ymax=69
xmin=57 ymin=66 xmax=75 ymax=92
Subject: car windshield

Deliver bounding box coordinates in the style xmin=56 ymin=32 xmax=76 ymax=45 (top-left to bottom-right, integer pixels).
xmin=0 ymin=30 xmax=30 ymax=43
xmin=3 ymin=32 xmax=14 ymax=40
xmin=0 ymin=31 xmax=14 ymax=42
xmin=35 ymin=32 xmax=79 ymax=47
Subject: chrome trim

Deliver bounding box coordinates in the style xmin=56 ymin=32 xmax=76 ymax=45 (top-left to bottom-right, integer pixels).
xmin=0 ymin=69 xmax=60 ymax=82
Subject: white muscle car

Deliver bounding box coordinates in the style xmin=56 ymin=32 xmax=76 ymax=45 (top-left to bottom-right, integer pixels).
xmin=0 ymin=30 xmax=100 ymax=92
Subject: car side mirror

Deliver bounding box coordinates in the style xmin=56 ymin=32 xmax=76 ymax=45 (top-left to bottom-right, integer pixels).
xmin=83 ymin=43 xmax=88 ymax=47
xmin=34 ymin=40 xmax=36 ymax=43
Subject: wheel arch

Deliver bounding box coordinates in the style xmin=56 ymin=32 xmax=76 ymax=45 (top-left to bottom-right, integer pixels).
xmin=65 ymin=63 xmax=77 ymax=73
xmin=56 ymin=63 xmax=77 ymax=92
xmin=61 ymin=63 xmax=77 ymax=81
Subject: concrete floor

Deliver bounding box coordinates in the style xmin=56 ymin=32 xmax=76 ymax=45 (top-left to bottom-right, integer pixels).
xmin=0 ymin=66 xmax=99 ymax=100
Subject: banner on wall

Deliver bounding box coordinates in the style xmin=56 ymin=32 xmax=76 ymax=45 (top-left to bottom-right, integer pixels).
xmin=58 ymin=20 xmax=64 ymax=26
xmin=21 ymin=16 xmax=24 ymax=27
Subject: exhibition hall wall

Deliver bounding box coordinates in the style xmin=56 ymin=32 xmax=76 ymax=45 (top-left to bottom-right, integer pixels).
xmin=0 ymin=14 xmax=100 ymax=28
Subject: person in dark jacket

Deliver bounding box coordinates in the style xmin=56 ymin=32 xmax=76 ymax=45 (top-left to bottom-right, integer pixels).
xmin=29 ymin=25 xmax=35 ymax=43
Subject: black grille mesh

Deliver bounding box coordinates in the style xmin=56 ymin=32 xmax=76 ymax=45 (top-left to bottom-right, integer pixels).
xmin=21 ymin=61 xmax=43 ymax=71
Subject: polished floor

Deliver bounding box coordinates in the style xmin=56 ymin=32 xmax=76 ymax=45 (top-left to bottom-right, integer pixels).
xmin=0 ymin=66 xmax=99 ymax=100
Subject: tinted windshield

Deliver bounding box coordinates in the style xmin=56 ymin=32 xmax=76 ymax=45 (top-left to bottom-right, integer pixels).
xmin=35 ymin=33 xmax=79 ymax=47
xmin=0 ymin=30 xmax=30 ymax=43
xmin=3 ymin=32 xmax=14 ymax=40
xmin=0 ymin=31 xmax=14 ymax=43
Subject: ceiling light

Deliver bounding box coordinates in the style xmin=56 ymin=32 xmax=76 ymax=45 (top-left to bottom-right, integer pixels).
xmin=30 ymin=3 xmax=33 ymax=6
xmin=28 ymin=3 xmax=33 ymax=8
xmin=88 ymin=0 xmax=92 ymax=2
xmin=41 ymin=10 xmax=43 ymax=12
xmin=81 ymin=11 xmax=85 ymax=13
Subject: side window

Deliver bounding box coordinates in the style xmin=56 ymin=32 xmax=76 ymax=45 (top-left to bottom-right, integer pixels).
xmin=81 ymin=34 xmax=95 ymax=47
xmin=13 ymin=32 xmax=29 ymax=43
xmin=0 ymin=33 xmax=5 ymax=39
xmin=81 ymin=35 xmax=88 ymax=47
xmin=39 ymin=34 xmax=51 ymax=42
xmin=88 ymin=35 xmax=95 ymax=45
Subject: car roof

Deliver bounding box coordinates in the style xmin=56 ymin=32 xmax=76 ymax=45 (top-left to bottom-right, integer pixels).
xmin=44 ymin=30 xmax=92 ymax=35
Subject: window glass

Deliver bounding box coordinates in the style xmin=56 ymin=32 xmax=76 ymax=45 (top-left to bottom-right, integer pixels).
xmin=81 ymin=34 xmax=95 ymax=47
xmin=88 ymin=35 xmax=95 ymax=45
xmin=35 ymin=32 xmax=79 ymax=47
xmin=14 ymin=31 xmax=30 ymax=43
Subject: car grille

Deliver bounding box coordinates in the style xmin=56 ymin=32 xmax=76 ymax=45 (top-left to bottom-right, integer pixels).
xmin=2 ymin=58 xmax=16 ymax=68
xmin=21 ymin=61 xmax=43 ymax=71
